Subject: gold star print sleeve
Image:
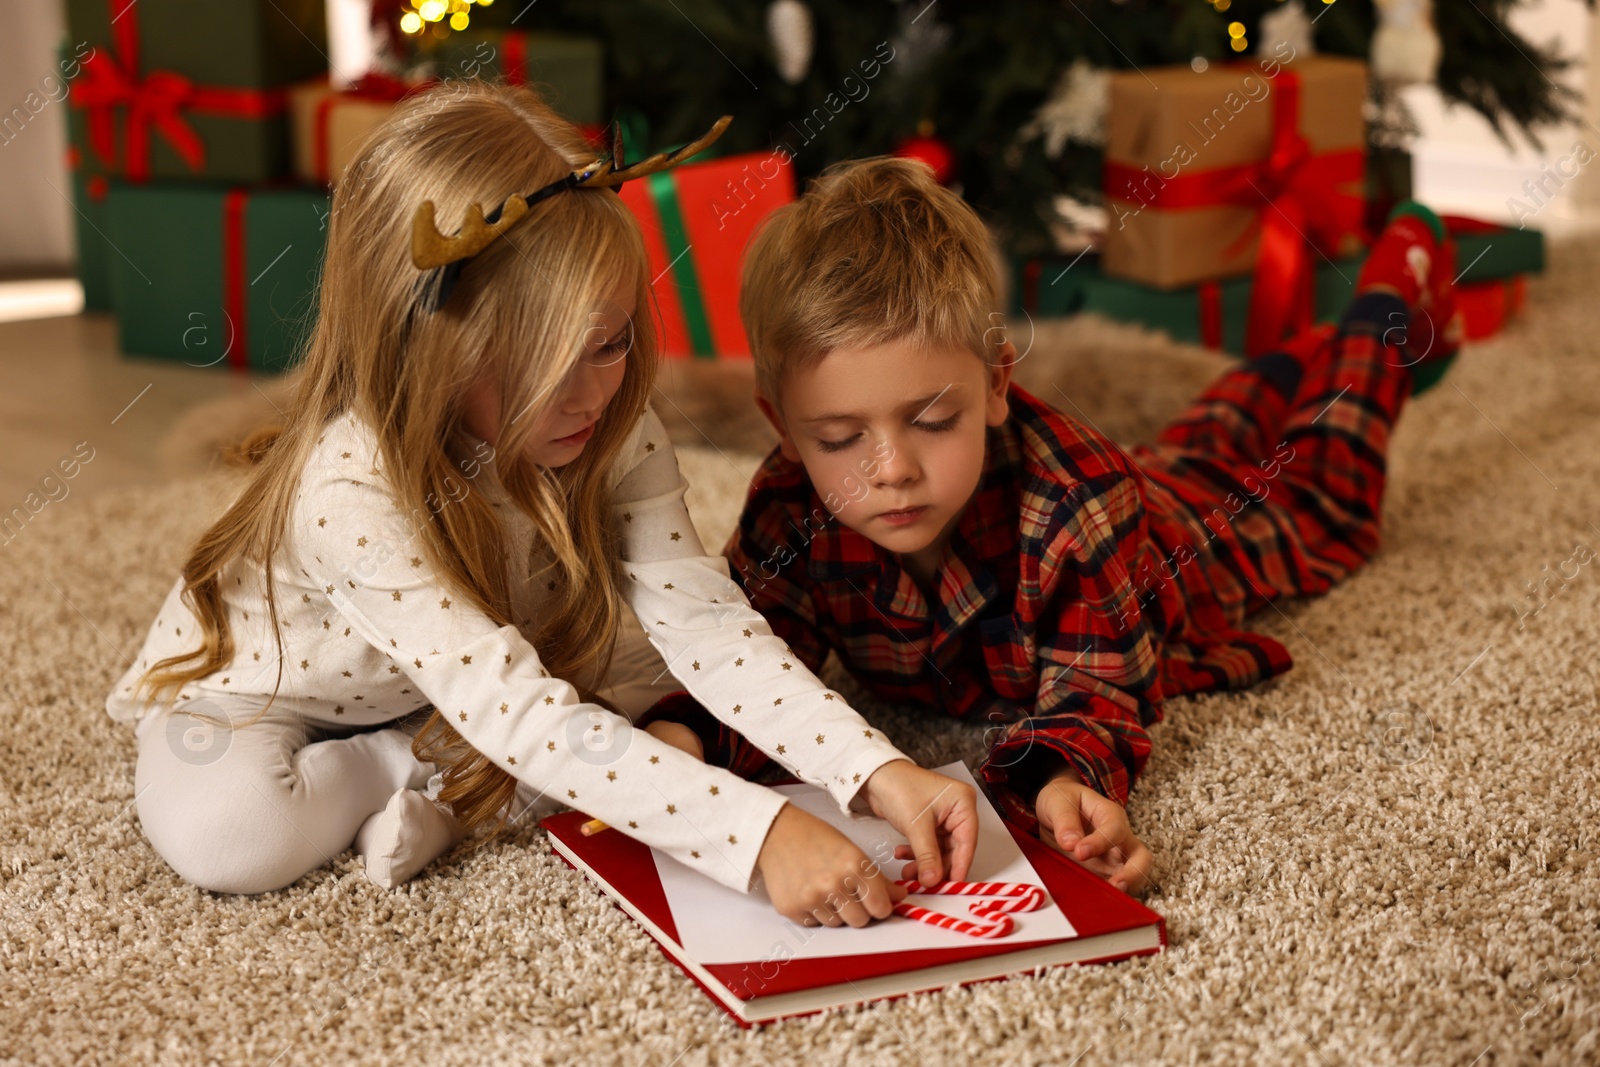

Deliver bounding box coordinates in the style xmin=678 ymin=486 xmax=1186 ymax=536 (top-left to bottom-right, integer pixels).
xmin=291 ymin=417 xmax=789 ymax=895
xmin=613 ymin=406 xmax=912 ymax=817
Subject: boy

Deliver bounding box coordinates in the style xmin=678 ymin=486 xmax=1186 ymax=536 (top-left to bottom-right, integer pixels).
xmin=637 ymin=156 xmax=1459 ymax=894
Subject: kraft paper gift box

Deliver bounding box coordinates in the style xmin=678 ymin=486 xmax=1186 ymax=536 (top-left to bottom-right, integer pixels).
xmin=1103 ymin=55 xmax=1368 ymax=355
xmin=287 ymin=74 xmax=431 ymax=186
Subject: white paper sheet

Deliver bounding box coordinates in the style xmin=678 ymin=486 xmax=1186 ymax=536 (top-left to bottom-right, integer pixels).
xmin=652 ymin=761 xmax=1079 ymax=965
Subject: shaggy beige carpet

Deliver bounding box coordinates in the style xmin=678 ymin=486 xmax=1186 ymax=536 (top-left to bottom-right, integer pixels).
xmin=3 ymin=241 xmax=1598 ymax=1066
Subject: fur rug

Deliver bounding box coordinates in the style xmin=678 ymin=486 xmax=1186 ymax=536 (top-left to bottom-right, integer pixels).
xmin=7 ymin=255 xmax=1599 ymax=1064
xmin=155 ymin=315 xmax=1231 ymax=473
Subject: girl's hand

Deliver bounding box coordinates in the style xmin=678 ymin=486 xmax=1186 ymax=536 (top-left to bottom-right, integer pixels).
xmin=862 ymin=759 xmax=979 ymax=887
xmin=1035 ymin=769 xmax=1154 ymax=895
xmin=643 ymin=720 xmax=704 ymax=761
xmin=755 ymin=803 xmax=907 ymax=927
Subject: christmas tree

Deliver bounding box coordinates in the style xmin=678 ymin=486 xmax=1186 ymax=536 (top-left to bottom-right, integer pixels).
xmin=386 ymin=0 xmax=1583 ymax=255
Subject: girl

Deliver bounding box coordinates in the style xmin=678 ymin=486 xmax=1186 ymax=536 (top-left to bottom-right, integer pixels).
xmin=105 ymin=82 xmax=976 ymax=928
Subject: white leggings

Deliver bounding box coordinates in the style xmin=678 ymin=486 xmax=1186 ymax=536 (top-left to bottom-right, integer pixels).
xmin=134 ymin=619 xmax=681 ymax=894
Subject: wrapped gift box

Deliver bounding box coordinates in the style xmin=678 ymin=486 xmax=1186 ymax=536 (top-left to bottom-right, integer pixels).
xmin=1015 ymin=251 xmax=1364 ymax=354
xmin=288 ymin=74 xmax=432 ymax=186
xmin=1102 ymin=55 xmax=1368 ymax=290
xmin=1458 ymin=276 xmax=1527 ymax=340
xmin=67 ymin=151 xmax=114 ymax=312
xmin=1010 ymin=251 xmax=1456 ymax=395
xmin=105 ymin=182 xmax=330 ymax=373
xmin=617 ymin=149 xmax=795 ymax=359
xmin=1446 ymin=216 xmax=1545 ymax=282
xmin=64 ymin=0 xmax=327 ymax=183
xmin=434 ymin=30 xmax=603 ymax=125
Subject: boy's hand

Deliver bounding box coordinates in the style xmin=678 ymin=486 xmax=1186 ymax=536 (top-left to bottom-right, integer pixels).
xmin=643 ymin=720 xmax=704 ymax=761
xmin=1035 ymin=768 xmax=1153 ymax=895
xmin=861 ymin=759 xmax=979 ymax=887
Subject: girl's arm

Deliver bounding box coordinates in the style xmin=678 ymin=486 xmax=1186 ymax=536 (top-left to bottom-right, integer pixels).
xmin=294 ymin=439 xmax=788 ymax=894
xmin=611 ymin=406 xmax=913 ymax=817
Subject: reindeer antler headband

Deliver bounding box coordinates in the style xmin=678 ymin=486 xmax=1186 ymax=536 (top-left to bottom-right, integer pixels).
xmin=409 ymin=114 xmax=733 ymax=312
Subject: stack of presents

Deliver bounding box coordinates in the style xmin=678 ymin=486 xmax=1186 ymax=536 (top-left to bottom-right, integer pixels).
xmin=1011 ymin=55 xmax=1543 ymax=396
xmin=63 ymin=0 xmax=787 ymax=371
xmin=63 ymin=4 xmax=1538 ymax=381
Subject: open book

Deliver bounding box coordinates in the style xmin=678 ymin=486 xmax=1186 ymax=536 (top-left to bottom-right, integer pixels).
xmin=542 ymin=761 xmax=1165 ymax=1027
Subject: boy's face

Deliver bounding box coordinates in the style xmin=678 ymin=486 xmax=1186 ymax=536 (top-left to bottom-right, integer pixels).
xmin=757 ymin=337 xmax=1015 ymax=569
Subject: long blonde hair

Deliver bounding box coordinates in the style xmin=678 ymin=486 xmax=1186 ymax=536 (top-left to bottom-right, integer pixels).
xmin=137 ymin=81 xmax=660 ymax=830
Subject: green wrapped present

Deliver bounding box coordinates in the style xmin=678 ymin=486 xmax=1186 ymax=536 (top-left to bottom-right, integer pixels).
xmin=1014 ymin=252 xmax=1364 ymax=353
xmin=433 ymin=29 xmax=603 ymax=125
xmin=69 ymin=168 xmax=115 ymax=313
xmin=105 ymin=182 xmax=329 ymax=373
xmin=1445 ymin=216 xmax=1544 ymax=283
xmin=1011 ymin=251 xmax=1453 ymax=396
xmin=63 ymin=0 xmax=327 ymax=183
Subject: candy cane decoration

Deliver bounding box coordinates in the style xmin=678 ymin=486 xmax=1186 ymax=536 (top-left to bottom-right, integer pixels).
xmin=890 ymin=880 xmax=1049 ymax=940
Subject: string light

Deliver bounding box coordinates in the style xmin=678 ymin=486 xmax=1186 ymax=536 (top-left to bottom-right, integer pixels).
xmin=400 ymin=0 xmax=495 ymax=35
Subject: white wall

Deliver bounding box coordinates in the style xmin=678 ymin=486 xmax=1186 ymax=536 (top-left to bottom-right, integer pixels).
xmin=1405 ymin=0 xmax=1596 ymax=232
xmin=0 ymin=0 xmax=73 ymax=274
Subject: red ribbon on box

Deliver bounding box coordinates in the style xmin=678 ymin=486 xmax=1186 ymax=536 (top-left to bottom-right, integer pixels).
xmin=502 ymin=33 xmax=527 ymax=84
xmin=223 ymin=188 xmax=250 ymax=372
xmin=1104 ymin=69 xmax=1368 ymax=356
xmin=1198 ymin=281 xmax=1223 ymax=350
xmin=71 ymin=0 xmax=288 ymax=181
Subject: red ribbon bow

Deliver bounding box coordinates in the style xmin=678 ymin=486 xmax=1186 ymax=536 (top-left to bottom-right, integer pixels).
xmin=1105 ymin=68 xmax=1368 ymax=355
xmin=70 ymin=2 xmax=286 ymax=181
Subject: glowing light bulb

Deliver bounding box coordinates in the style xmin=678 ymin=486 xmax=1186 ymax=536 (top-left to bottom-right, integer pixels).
xmin=1230 ymin=36 xmax=1248 ymax=51
xmin=1227 ymin=21 xmax=1246 ymax=37
xmin=400 ymin=11 xmax=422 ymax=32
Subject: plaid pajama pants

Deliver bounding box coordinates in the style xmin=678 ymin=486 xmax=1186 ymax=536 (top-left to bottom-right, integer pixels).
xmin=1132 ymin=290 xmax=1415 ymax=622
xmin=637 ymin=291 xmax=1419 ymax=780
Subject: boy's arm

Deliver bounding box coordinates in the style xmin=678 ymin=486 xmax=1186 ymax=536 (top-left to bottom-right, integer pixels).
xmin=979 ymin=470 xmax=1163 ymax=838
xmin=718 ymin=472 xmax=834 ymax=678
xmin=633 ymin=688 xmax=776 ymax=780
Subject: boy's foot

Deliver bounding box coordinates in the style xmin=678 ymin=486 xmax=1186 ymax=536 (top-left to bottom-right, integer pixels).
xmin=1355 ymin=201 xmax=1463 ymax=368
xmin=356 ymin=787 xmax=465 ymax=889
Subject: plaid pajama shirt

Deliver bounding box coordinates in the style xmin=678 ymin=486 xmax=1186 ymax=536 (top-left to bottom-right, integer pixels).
xmin=638 ymin=305 xmax=1414 ymax=838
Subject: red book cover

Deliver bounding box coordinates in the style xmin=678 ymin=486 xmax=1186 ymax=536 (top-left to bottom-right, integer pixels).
xmin=542 ymin=787 xmax=1166 ymax=1027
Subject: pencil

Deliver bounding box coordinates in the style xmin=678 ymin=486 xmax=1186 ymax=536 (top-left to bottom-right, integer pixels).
xmin=580 ymin=818 xmax=610 ymax=836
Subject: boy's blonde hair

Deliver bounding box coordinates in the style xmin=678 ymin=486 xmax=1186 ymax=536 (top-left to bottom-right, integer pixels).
xmin=138 ymin=82 xmax=659 ymax=830
xmin=740 ymin=155 xmax=1004 ymax=409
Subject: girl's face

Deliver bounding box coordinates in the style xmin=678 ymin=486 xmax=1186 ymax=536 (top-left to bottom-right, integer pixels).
xmin=463 ymin=284 xmax=637 ymax=468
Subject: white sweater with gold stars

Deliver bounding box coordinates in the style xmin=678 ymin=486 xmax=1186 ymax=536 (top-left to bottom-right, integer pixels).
xmin=105 ymin=403 xmax=911 ymax=892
